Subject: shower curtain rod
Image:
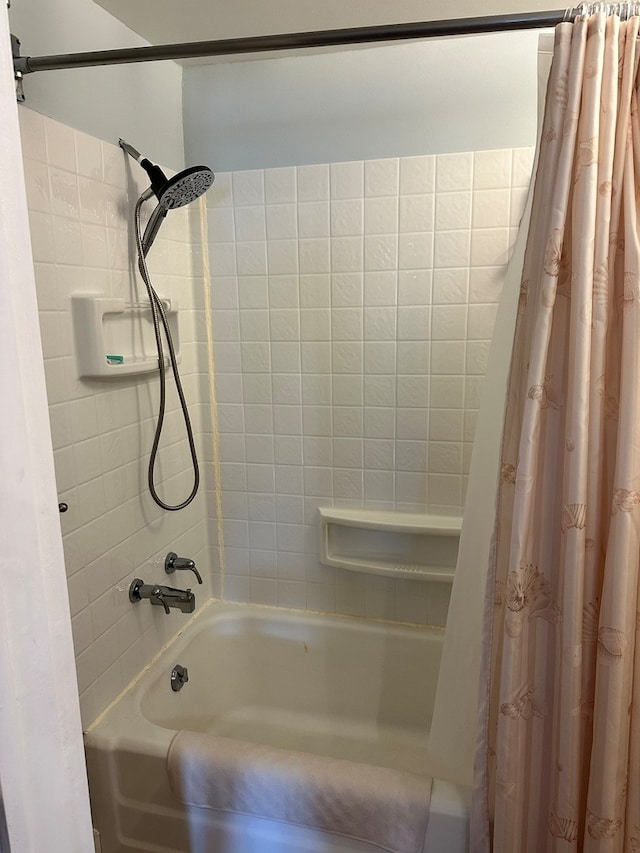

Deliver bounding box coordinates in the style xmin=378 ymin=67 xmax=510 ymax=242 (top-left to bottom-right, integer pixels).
xmin=13 ymin=10 xmax=567 ymax=76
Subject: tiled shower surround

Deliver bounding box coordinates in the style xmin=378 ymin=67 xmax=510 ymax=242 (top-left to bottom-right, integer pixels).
xmin=19 ymin=109 xmax=218 ymax=726
xmin=207 ymin=149 xmax=533 ymax=617
xmin=20 ymin=107 xmax=533 ymax=725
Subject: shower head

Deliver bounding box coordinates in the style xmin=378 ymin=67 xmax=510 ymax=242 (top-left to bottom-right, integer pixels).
xmin=158 ymin=165 xmax=215 ymax=209
xmin=119 ymin=138 xmax=214 ymax=255
xmin=118 ymin=138 xmax=214 ymax=210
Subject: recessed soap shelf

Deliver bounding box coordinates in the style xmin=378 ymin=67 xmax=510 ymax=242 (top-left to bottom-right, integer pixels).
xmin=318 ymin=507 xmax=461 ymax=582
xmin=71 ymin=294 xmax=180 ymax=378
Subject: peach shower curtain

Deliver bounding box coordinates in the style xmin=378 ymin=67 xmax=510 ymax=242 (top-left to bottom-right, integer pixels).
xmin=473 ymin=12 xmax=640 ymax=853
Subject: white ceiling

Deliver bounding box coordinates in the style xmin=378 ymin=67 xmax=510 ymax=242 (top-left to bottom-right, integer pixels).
xmin=92 ymin=0 xmax=561 ymax=59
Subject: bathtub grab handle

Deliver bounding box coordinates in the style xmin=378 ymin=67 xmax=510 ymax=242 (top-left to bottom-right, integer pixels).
xmin=165 ymin=552 xmax=203 ymax=584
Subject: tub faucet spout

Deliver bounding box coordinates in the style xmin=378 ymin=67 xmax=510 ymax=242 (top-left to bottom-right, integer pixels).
xmin=129 ymin=578 xmax=196 ymax=615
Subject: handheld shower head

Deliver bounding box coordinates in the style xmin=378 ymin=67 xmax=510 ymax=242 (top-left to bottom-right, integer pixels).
xmin=119 ymin=138 xmax=213 ymax=512
xmin=118 ymin=138 xmax=214 ymax=210
xmin=157 ymin=165 xmax=214 ymax=209
xmin=119 ymin=138 xmax=214 ymax=255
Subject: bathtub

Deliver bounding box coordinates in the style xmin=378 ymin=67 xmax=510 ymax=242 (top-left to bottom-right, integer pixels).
xmin=85 ymin=601 xmax=470 ymax=853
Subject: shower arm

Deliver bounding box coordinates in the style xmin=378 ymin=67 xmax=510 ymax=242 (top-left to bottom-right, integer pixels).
xmin=12 ymin=11 xmax=569 ymax=77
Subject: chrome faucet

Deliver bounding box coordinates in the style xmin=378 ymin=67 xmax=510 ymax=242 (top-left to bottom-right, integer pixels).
xmin=165 ymin=551 xmax=202 ymax=584
xmin=129 ymin=578 xmax=196 ymax=615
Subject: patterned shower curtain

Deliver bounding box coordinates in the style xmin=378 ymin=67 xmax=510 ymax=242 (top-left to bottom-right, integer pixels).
xmin=472 ymin=12 xmax=640 ymax=852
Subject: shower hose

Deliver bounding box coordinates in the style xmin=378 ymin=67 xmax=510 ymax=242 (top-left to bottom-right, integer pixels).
xmin=134 ymin=196 xmax=200 ymax=511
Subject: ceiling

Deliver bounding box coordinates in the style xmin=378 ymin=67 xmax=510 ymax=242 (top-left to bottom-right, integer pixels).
xmin=92 ymin=0 xmax=561 ymax=61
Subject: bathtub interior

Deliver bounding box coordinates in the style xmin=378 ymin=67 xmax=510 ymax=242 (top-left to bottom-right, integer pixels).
xmin=139 ymin=608 xmax=441 ymax=774
xmin=85 ymin=602 xmax=469 ymax=853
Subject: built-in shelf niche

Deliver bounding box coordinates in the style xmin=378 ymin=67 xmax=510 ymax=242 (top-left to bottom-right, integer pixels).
xmin=71 ymin=294 xmax=180 ymax=378
xmin=319 ymin=507 xmax=461 ymax=583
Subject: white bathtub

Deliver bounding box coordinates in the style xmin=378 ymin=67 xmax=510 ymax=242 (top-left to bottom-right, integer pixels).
xmin=85 ymin=601 xmax=470 ymax=853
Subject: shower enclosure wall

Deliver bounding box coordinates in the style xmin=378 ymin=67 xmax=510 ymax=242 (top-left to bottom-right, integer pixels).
xmin=12 ymin=0 xmax=539 ymax=737
xmin=206 ymin=149 xmax=533 ymax=616
xmin=19 ymin=107 xmax=219 ymax=725
xmin=19 ymin=101 xmax=533 ymax=725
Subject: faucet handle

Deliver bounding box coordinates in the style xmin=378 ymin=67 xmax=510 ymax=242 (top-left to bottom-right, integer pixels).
xmin=151 ymin=587 xmax=171 ymax=615
xmin=165 ymin=552 xmax=203 ymax=584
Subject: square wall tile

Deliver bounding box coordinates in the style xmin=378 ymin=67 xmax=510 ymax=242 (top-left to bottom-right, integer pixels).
xmin=473 ymin=149 xmax=512 ymax=189
xmin=272 ymin=342 xmax=301 ymax=373
xmin=399 ymin=233 xmax=433 ymax=270
xmin=297 ymin=164 xmax=330 ymax=201
xmin=299 ymin=202 xmax=330 ymax=238
xmin=364 ymin=159 xmax=399 ymax=197
xmin=333 ymin=375 xmax=363 ymax=406
xmin=267 ymin=204 xmax=298 ymax=240
xmin=398 ymin=306 xmax=430 ymax=340
xmin=365 ymin=197 xmax=398 ymax=236
xmin=397 ymin=341 xmax=430 ymax=375
xmin=330 ymin=161 xmax=364 ymax=200
xmin=364 ymin=307 xmax=396 ymax=341
xmin=265 ymin=167 xmax=296 ymax=204
xmin=364 ymin=341 xmax=396 ymax=374
xmin=332 ymin=237 xmax=363 ymax=273
xmin=435 ymin=192 xmax=471 ymax=231
xmin=472 ymin=189 xmax=510 ymax=229
xmin=238 ymin=276 xmax=268 ymax=308
xmin=331 ymin=199 xmax=363 ymax=237
xmin=431 ymin=341 xmax=465 ymax=375
xmin=301 ymin=342 xmax=331 ymax=373
xmin=364 ymin=375 xmax=397 ymax=408
xmin=332 ymin=273 xmax=363 ymax=307
xmin=398 ymin=270 xmax=431 ymax=306
xmin=235 ymin=206 xmax=266 ymax=242
xmin=237 ymin=242 xmax=267 ymax=276
xmin=300 ymin=239 xmax=330 ymax=274
xmin=208 ymin=208 xmax=235 ymax=242
xmin=399 ymin=195 xmax=434 ymax=233
xmin=268 ymin=240 xmax=299 ymax=275
xmin=433 ymin=268 xmax=468 ymax=304
xmin=300 ymin=274 xmax=331 ymax=308
xmin=432 ymin=305 xmax=467 ymax=341
xmin=332 ymin=308 xmax=363 ymax=341
xmin=270 ymin=309 xmax=300 ymax=341
xmin=268 ymin=275 xmax=298 ymax=308
xmin=397 ymin=376 xmax=429 ymax=408
xmin=399 ymin=155 xmax=435 ymax=195
xmin=470 ymin=228 xmax=510 ymax=267
xmin=436 ymin=153 xmax=472 ymax=193
xmin=434 ymin=230 xmax=470 ymax=269
xmin=364 ymin=235 xmax=397 ymax=271
xmin=232 ymin=170 xmax=265 ymax=206
xmin=430 ymin=409 xmax=464 ymax=442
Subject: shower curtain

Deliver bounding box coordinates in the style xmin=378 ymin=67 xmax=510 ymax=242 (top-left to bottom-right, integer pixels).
xmin=473 ymin=12 xmax=640 ymax=853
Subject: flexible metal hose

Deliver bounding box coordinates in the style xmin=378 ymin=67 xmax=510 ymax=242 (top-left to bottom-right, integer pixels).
xmin=134 ymin=195 xmax=200 ymax=511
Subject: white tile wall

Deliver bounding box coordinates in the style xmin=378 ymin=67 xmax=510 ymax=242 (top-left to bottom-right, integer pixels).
xmin=22 ymin=109 xmax=533 ymax=718
xmin=19 ymin=110 xmax=219 ymax=727
xmin=207 ymin=147 xmax=534 ymax=624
